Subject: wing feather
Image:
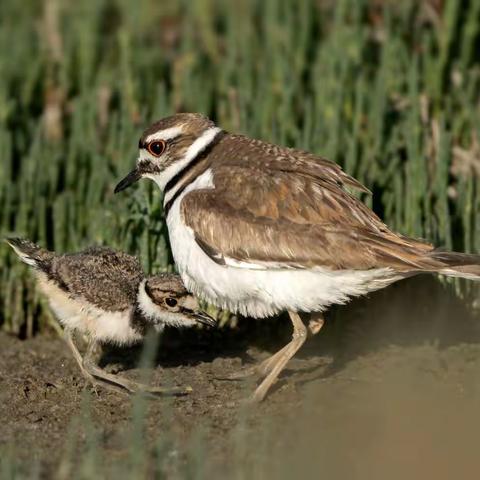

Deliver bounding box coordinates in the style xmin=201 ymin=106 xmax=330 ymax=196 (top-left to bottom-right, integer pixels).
xmin=180 ymin=166 xmax=437 ymax=272
xmin=52 ymin=247 xmax=144 ymax=311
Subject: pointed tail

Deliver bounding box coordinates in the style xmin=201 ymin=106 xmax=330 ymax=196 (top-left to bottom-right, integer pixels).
xmin=428 ymin=250 xmax=480 ymax=280
xmin=5 ymin=237 xmax=54 ymax=271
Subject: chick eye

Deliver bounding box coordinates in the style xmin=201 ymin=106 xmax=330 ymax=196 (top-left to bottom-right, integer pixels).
xmin=147 ymin=140 xmax=166 ymax=157
xmin=165 ymin=297 xmax=177 ymax=308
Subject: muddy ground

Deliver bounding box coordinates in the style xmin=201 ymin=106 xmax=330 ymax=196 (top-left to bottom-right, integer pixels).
xmin=2 ymin=276 xmax=480 ymax=479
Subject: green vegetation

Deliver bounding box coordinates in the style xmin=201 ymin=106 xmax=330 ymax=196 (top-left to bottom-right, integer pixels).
xmin=2 ymin=2 xmax=480 ymax=476
xmin=1 ymin=0 xmax=480 ymax=334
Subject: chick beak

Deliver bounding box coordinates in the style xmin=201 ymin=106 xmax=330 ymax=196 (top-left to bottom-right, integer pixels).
xmin=114 ymin=168 xmax=141 ymax=193
xmin=192 ymin=311 xmax=217 ymax=328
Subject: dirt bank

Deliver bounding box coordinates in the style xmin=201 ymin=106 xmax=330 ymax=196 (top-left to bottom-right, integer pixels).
xmin=1 ymin=276 xmax=480 ymax=479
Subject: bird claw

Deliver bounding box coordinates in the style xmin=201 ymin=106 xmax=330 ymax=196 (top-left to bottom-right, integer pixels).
xmin=216 ymin=366 xmax=258 ymax=381
xmin=136 ymin=384 xmax=193 ymax=397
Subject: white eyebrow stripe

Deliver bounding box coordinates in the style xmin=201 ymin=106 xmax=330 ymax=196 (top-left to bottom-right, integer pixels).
xmin=145 ymin=125 xmax=184 ymax=143
xmin=137 ymin=279 xmax=161 ymax=321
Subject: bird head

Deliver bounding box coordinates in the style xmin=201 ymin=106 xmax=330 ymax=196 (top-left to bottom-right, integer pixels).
xmin=114 ymin=113 xmax=221 ymax=194
xmin=136 ymin=273 xmax=216 ymax=329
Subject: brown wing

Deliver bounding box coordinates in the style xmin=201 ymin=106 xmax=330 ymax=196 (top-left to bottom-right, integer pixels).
xmin=219 ymin=134 xmax=371 ymax=194
xmin=181 ymin=165 xmax=439 ymax=271
xmin=52 ymin=247 xmax=144 ymax=311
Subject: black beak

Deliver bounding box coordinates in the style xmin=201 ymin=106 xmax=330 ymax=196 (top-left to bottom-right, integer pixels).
xmin=114 ymin=168 xmax=141 ymax=193
xmin=192 ymin=311 xmax=217 ymax=328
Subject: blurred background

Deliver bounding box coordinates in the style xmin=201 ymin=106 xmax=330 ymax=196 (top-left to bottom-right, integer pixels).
xmin=1 ymin=0 xmax=480 ymax=335
xmin=1 ymin=1 xmax=480 ymax=478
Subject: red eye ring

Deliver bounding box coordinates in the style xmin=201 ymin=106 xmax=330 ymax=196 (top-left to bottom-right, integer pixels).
xmin=146 ymin=140 xmax=166 ymax=157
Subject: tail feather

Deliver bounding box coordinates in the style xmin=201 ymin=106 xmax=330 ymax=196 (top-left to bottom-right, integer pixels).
xmin=428 ymin=250 xmax=480 ymax=279
xmin=5 ymin=237 xmax=54 ymax=271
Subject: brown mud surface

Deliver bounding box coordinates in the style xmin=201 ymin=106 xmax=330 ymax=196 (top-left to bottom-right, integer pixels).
xmin=2 ymin=276 xmax=480 ymax=479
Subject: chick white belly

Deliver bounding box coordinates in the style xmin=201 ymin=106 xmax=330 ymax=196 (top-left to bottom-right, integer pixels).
xmin=166 ymin=176 xmax=402 ymax=319
xmin=37 ymin=274 xmax=142 ymax=345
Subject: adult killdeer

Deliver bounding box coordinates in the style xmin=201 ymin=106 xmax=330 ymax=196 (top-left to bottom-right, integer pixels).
xmin=115 ymin=113 xmax=480 ymax=402
xmin=6 ymin=238 xmax=215 ymax=396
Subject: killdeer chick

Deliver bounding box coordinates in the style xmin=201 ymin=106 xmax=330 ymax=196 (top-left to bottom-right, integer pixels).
xmin=115 ymin=113 xmax=480 ymax=402
xmin=6 ymin=238 xmax=216 ymax=396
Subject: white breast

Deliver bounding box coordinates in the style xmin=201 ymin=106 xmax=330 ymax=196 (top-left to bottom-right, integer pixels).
xmin=165 ymin=170 xmax=402 ymax=318
xmin=37 ymin=274 xmax=142 ymax=345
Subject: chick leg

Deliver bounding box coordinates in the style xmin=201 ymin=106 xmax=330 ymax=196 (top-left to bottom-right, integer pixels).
xmin=82 ymin=339 xmax=192 ymax=396
xmin=64 ymin=330 xmax=98 ymax=388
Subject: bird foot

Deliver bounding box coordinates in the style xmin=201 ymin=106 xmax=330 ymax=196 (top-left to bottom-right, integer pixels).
xmin=216 ymin=365 xmax=259 ymax=381
xmin=216 ymin=348 xmax=288 ymax=382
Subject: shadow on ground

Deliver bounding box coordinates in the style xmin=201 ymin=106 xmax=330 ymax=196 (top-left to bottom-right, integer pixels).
xmin=1 ymin=276 xmax=480 ymax=478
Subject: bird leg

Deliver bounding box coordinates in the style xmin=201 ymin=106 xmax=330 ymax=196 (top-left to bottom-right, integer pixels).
xmin=64 ymin=331 xmax=191 ymax=396
xmin=221 ymin=313 xmax=325 ymax=384
xmin=221 ymin=343 xmax=293 ymax=380
xmin=250 ymin=311 xmax=308 ymax=402
xmin=308 ymin=314 xmax=325 ymax=335
xmin=65 ymin=332 xmax=132 ymax=395
xmin=64 ymin=330 xmax=98 ymax=389
xmin=81 ymin=339 xmax=192 ymax=396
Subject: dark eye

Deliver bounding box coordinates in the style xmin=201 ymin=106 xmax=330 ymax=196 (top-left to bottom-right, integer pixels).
xmin=165 ymin=297 xmax=177 ymax=308
xmin=147 ymin=140 xmax=166 ymax=157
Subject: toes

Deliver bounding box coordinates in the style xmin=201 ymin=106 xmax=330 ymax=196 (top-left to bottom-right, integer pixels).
xmin=141 ymin=385 xmax=193 ymax=397
xmin=216 ymin=367 xmax=258 ymax=381
xmin=249 ymin=388 xmax=267 ymax=403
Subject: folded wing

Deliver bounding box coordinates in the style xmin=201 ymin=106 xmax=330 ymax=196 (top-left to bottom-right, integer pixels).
xmin=180 ymin=165 xmax=439 ymax=272
xmin=53 ymin=247 xmax=144 ymax=311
